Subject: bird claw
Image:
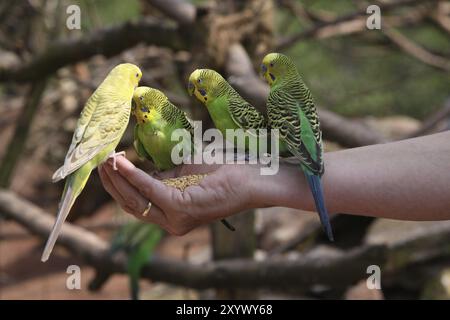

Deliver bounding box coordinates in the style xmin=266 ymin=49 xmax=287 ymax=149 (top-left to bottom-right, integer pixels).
xmin=108 ymin=150 xmax=126 ymax=170
xmin=149 ymin=170 xmax=160 ymax=178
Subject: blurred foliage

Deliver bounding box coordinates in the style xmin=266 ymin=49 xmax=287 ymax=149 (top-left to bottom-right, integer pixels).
xmin=74 ymin=0 xmax=141 ymax=30
xmin=5 ymin=0 xmax=448 ymax=120
xmin=277 ymin=1 xmax=450 ymax=119
xmin=0 ymin=0 xmax=449 ymax=301
xmin=28 ymin=0 xmax=447 ymax=121
xmin=110 ymin=221 xmax=163 ymax=300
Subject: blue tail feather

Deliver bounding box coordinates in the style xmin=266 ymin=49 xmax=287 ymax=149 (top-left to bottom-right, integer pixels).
xmin=305 ymin=173 xmax=334 ymax=241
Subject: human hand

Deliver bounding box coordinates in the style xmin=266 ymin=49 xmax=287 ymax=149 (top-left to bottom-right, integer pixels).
xmin=98 ymin=156 xmax=265 ymax=235
xmin=100 ymin=132 xmax=450 ymax=231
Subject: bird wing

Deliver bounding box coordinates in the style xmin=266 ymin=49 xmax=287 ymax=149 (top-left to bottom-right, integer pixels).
xmin=178 ymin=110 xmax=197 ymax=156
xmin=133 ymin=125 xmax=153 ymax=162
xmin=180 ymin=111 xmax=195 ymax=137
xmin=228 ymin=97 xmax=267 ymax=131
xmin=268 ymin=89 xmax=323 ymax=175
xmin=53 ymin=92 xmax=130 ymax=182
xmin=161 ymin=101 xmax=195 ymax=137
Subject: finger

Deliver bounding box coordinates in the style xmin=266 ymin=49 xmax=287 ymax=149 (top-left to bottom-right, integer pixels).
xmin=104 ymin=163 xmax=148 ymax=209
xmin=104 ymin=164 xmax=168 ymax=227
xmin=100 ymin=165 xmax=168 ymax=228
xmin=109 ymin=157 xmax=179 ymax=208
xmin=98 ymin=165 xmax=126 ymax=205
xmin=129 ymin=202 xmax=168 ymax=227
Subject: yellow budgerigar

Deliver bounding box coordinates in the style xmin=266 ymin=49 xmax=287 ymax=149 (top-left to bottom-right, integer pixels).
xmin=41 ymin=63 xmax=142 ymax=262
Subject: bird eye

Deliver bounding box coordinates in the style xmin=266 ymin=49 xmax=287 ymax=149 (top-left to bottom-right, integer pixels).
xmin=270 ymin=63 xmax=274 ymax=67
xmin=197 ymin=78 xmax=202 ymax=83
xmin=139 ymin=96 xmax=143 ymax=101
xmin=135 ymin=73 xmax=139 ymax=78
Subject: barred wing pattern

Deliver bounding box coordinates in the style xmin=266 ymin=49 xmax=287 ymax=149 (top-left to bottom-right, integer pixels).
xmin=228 ymin=97 xmax=267 ymax=131
xmin=267 ymin=89 xmax=323 ymax=175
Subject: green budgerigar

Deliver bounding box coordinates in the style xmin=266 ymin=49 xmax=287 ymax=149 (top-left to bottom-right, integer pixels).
xmin=188 ymin=69 xmax=267 ymax=144
xmin=132 ymin=87 xmax=195 ymax=171
xmin=110 ymin=221 xmax=163 ymax=299
xmin=41 ymin=63 xmax=142 ymax=262
xmin=261 ymin=53 xmax=334 ymax=241
xmin=132 ymin=86 xmax=235 ymax=231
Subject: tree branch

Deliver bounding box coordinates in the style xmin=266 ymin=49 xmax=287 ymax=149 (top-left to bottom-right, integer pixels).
xmin=0 ymin=18 xmax=187 ymax=83
xmin=3 ymin=190 xmax=450 ymax=292
xmin=277 ymin=0 xmax=334 ymax=24
xmin=406 ymin=97 xmax=450 ymax=138
xmin=382 ymin=25 xmax=450 ymax=72
xmin=0 ymin=79 xmax=48 ymax=187
xmin=276 ymin=0 xmax=440 ymax=50
xmin=0 ymin=190 xmax=384 ymax=291
xmin=146 ymin=0 xmax=197 ymax=25
xmin=318 ymin=109 xmax=387 ymax=147
xmin=428 ymin=1 xmax=450 ymax=35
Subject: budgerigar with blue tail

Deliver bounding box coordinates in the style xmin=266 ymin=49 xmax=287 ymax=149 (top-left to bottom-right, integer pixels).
xmin=261 ymin=53 xmax=334 ymax=241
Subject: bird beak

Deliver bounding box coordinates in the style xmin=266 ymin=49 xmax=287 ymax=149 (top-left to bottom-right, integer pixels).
xmin=260 ymin=64 xmax=270 ymax=85
xmin=188 ymin=82 xmax=195 ymax=96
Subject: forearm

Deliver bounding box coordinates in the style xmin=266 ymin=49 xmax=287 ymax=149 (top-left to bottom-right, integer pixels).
xmin=256 ymin=132 xmax=450 ymax=221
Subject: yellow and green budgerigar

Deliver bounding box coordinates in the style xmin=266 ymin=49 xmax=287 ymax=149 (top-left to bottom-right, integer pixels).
xmin=132 ymin=87 xmax=195 ymax=171
xmin=261 ymin=53 xmax=334 ymax=241
xmin=41 ymin=63 xmax=142 ymax=262
xmin=132 ymin=86 xmax=235 ymax=231
xmin=187 ymin=69 xmax=267 ymax=145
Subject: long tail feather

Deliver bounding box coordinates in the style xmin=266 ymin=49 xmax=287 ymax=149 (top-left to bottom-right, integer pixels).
xmin=305 ymin=173 xmax=334 ymax=241
xmin=41 ymin=178 xmax=77 ymax=262
xmin=42 ymin=164 xmax=92 ymax=262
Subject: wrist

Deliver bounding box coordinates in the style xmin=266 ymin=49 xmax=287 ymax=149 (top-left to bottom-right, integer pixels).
xmin=251 ymin=162 xmax=319 ymax=211
xmin=245 ymin=165 xmax=269 ymax=209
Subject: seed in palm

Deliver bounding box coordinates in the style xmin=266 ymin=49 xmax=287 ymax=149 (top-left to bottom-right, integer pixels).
xmin=161 ymin=174 xmax=235 ymax=231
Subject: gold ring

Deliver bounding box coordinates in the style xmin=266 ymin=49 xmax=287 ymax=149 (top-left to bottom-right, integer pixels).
xmin=142 ymin=201 xmax=152 ymax=216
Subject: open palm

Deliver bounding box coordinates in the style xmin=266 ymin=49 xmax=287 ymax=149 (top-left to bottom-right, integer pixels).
xmin=99 ymin=157 xmax=261 ymax=235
